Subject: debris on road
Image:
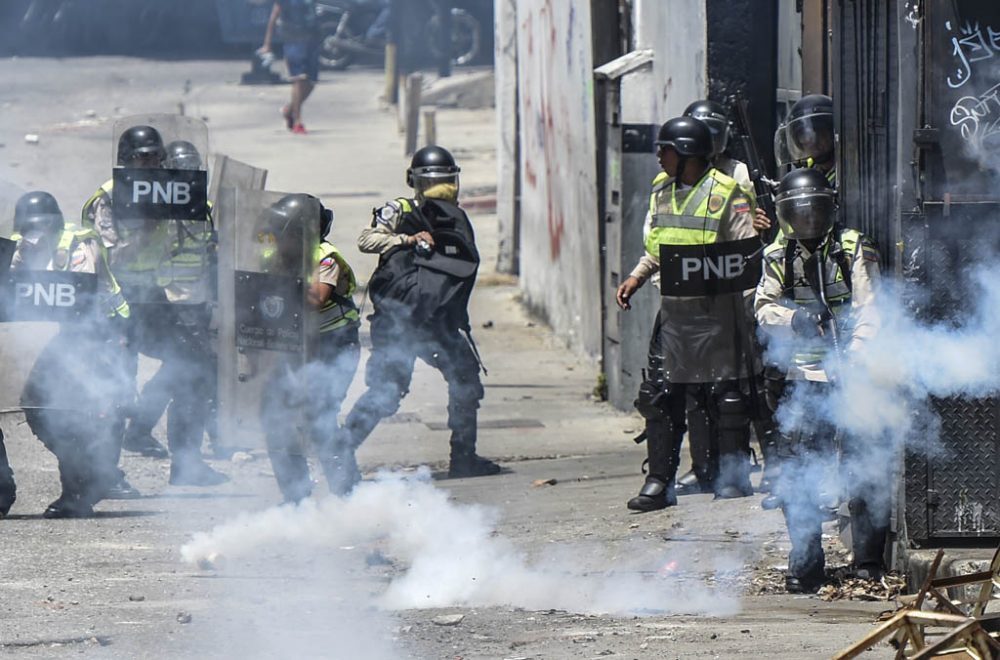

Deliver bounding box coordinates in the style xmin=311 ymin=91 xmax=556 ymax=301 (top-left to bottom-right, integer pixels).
xmin=432 ymin=614 xmax=466 ymax=626
xmin=532 ymin=478 xmax=558 ymax=487
xmin=128 ymin=595 xmax=145 ymax=602
xmin=176 ymin=612 xmax=192 ymax=624
xmin=818 ymin=574 xmax=905 ymax=602
xmin=24 ymin=134 xmax=39 ymax=144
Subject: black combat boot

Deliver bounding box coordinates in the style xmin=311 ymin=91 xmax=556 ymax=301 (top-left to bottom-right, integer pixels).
xmin=448 ymin=451 xmax=501 ymax=478
xmin=43 ymin=492 xmax=94 ymax=519
xmin=627 ymin=419 xmax=679 ymax=513
xmin=122 ymin=429 xmax=169 ymax=459
xmin=627 ymin=476 xmax=677 ymax=512
xmin=170 ymin=455 xmax=229 ymax=487
xmin=0 ymin=483 xmax=15 ymax=518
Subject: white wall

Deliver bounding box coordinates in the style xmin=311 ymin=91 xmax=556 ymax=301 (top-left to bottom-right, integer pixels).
xmin=514 ymin=0 xmax=602 ymax=357
xmin=632 ymin=0 xmax=708 ymax=122
xmin=494 ymin=0 xmax=519 ymax=274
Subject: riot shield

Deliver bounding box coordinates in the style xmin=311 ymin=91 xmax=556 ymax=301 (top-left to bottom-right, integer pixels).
xmin=208 ymin=154 xmax=268 ymax=203
xmin=105 ymin=115 xmax=213 ymax=304
xmin=657 ymin=233 xmax=762 ymax=384
xmin=0 ymin=243 xmax=99 ymax=412
xmin=111 ymin=115 xmax=210 ymax=225
xmin=215 ymin=188 xmax=318 ymax=448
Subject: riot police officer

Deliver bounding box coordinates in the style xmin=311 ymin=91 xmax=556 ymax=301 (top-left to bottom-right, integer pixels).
xmin=616 ymin=117 xmax=759 ymax=511
xmin=259 ymin=194 xmax=362 ymax=502
xmin=675 ymin=99 xmax=755 ymax=496
xmin=755 ymin=168 xmax=883 ymax=593
xmin=82 ymin=125 xmax=226 ymax=488
xmin=12 ymin=191 xmax=132 ymax=517
xmin=122 ymin=139 xmax=217 ymax=460
xmin=334 ymin=145 xmax=499 ymax=492
xmin=756 ymin=93 xmax=838 ymax=509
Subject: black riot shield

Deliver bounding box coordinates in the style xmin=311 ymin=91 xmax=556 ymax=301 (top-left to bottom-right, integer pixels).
xmin=658 ymin=233 xmax=762 ymax=383
xmin=215 ymin=188 xmax=318 ymax=447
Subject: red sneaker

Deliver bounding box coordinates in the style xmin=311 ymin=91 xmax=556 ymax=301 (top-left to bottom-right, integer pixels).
xmin=291 ymin=123 xmax=307 ymax=135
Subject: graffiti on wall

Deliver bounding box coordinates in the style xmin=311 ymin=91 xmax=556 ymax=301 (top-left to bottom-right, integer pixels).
xmin=515 ymin=0 xmax=601 ymax=354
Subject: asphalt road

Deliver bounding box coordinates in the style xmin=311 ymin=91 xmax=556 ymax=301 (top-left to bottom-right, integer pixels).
xmin=0 ymin=57 xmax=891 ymax=659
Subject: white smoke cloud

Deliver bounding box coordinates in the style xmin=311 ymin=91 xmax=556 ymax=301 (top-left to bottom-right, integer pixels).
xmin=181 ymin=469 xmax=741 ymax=617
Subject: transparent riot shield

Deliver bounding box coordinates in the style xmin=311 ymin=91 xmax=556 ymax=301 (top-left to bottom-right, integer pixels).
xmin=104 ymin=115 xmax=213 ymax=304
xmin=215 ymin=188 xmax=318 ymax=448
xmin=208 ymin=154 xmax=268 ymax=203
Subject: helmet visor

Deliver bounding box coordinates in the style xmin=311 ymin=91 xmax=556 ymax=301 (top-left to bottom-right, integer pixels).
xmin=167 ymin=152 xmax=202 ymax=171
xmin=786 ymin=112 xmax=834 ymax=162
xmin=123 ymin=148 xmax=165 ymax=169
xmin=775 ymin=189 xmax=836 ymax=240
xmin=413 ymin=169 xmax=460 ymax=196
xmin=692 ymin=114 xmax=729 ymax=156
xmin=774 ymin=123 xmax=794 ymax=166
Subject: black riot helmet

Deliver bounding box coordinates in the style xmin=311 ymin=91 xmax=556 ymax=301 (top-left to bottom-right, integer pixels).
xmin=655 ymin=116 xmax=714 ymax=159
xmin=14 ymin=191 xmax=65 ymax=242
xmin=267 ymin=193 xmax=312 ymax=235
xmin=683 ymin=99 xmax=730 ymax=156
xmin=116 ymin=125 xmax=166 ymax=167
xmin=774 ymin=168 xmax=837 ymax=241
xmin=785 ymin=94 xmax=834 ymax=163
xmin=164 ymin=140 xmax=202 ymax=171
xmin=406 ymin=145 xmax=461 ymax=194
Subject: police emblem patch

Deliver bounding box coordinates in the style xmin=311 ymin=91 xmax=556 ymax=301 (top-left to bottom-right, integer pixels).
xmin=319 ymin=257 xmax=335 ymax=268
xmin=707 ymin=195 xmax=725 ymax=213
xmin=260 ymin=295 xmax=286 ymax=319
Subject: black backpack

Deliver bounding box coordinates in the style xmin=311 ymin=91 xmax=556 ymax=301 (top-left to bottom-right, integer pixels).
xmin=368 ymin=198 xmax=479 ymax=330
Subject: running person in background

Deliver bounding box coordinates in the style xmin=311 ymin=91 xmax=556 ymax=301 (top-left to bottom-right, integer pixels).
xmin=262 ymin=0 xmax=320 ymax=134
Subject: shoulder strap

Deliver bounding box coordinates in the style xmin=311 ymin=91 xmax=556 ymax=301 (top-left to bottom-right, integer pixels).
xmin=782 ymin=239 xmax=797 ymax=297
xmin=833 ymin=227 xmax=859 ymax=293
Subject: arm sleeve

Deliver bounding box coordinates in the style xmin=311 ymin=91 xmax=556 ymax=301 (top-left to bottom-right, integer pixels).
xmin=720 ymin=191 xmax=757 ymax=242
xmin=755 ymin=256 xmax=795 ymax=342
xmin=628 ymin=254 xmax=660 ymax=283
xmin=357 ymin=202 xmax=407 ymax=254
xmin=316 ymin=253 xmax=341 ymax=288
xmin=847 ymin=239 xmax=881 ymax=352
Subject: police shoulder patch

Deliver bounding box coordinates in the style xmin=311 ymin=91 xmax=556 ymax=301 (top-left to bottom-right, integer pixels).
xmin=732 ymin=196 xmax=751 ymax=214
xmin=707 ymin=194 xmax=725 ymax=213
xmin=319 ymin=256 xmax=336 ymax=268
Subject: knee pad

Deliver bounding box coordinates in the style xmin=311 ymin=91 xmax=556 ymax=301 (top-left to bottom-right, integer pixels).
xmin=635 ymin=379 xmax=671 ymax=421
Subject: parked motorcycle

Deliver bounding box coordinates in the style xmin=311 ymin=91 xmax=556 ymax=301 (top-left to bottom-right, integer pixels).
xmin=316 ymin=0 xmax=481 ymax=71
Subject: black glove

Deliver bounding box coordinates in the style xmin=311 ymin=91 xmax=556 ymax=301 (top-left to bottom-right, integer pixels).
xmin=791 ymin=308 xmax=827 ymax=338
